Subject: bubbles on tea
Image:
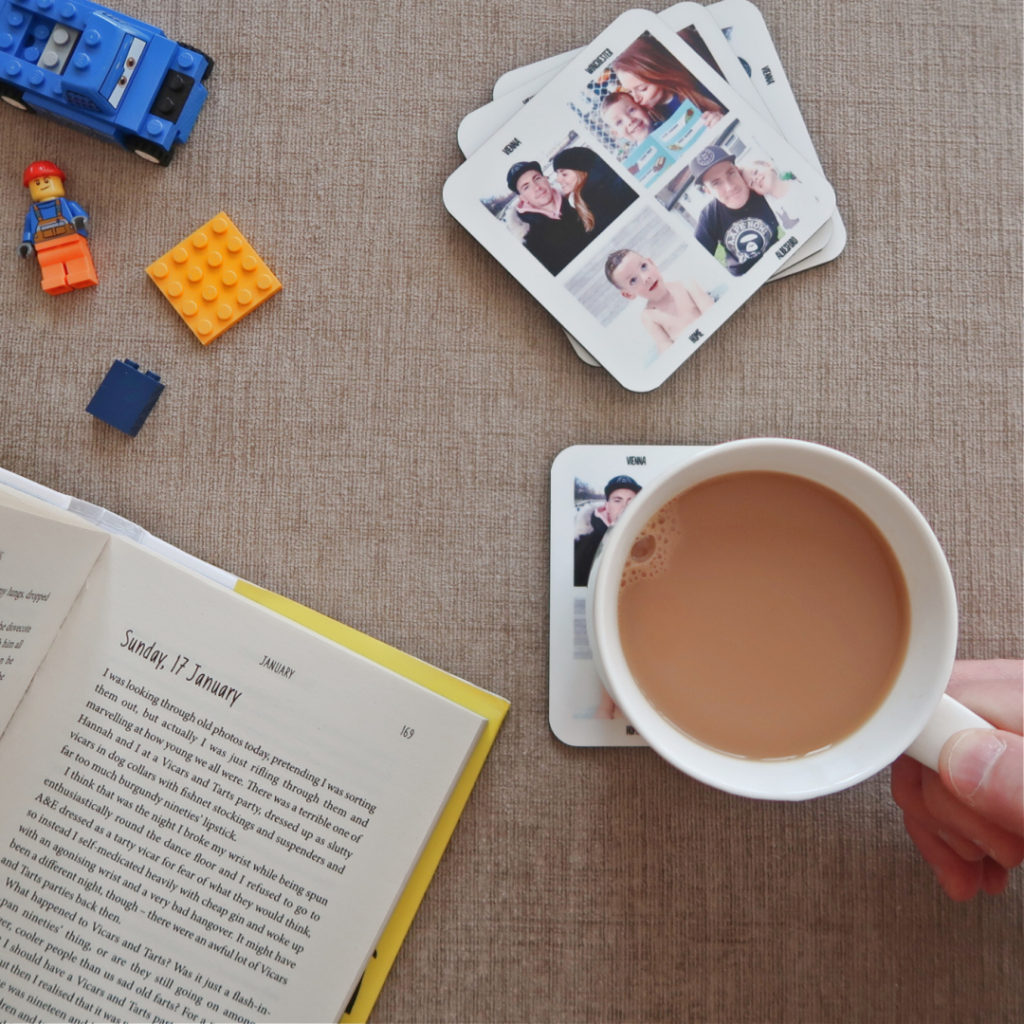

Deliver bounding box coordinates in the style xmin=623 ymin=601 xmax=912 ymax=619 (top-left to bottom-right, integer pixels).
xmin=620 ymin=498 xmax=684 ymax=589
xmin=630 ymin=535 xmax=657 ymax=562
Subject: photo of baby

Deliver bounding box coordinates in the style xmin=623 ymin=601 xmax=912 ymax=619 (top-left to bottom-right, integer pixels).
xmin=562 ymin=205 xmax=726 ymax=369
xmin=604 ymin=250 xmax=714 ymax=354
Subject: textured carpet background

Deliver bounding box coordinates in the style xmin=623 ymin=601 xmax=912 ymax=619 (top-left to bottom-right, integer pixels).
xmin=0 ymin=0 xmax=1020 ymax=1020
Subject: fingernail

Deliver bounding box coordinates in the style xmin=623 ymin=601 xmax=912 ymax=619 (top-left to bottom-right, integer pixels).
xmin=946 ymin=731 xmax=1007 ymax=804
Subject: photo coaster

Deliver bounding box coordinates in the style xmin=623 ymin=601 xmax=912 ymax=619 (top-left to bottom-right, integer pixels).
xmin=445 ymin=8 xmax=837 ymax=392
xmin=549 ymin=443 xmax=707 ymax=747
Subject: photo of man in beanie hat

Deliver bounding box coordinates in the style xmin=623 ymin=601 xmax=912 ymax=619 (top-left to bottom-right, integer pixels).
xmin=573 ymin=474 xmax=642 ymax=586
xmin=689 ymin=144 xmax=780 ymax=276
xmin=504 ymin=159 xmax=589 ymax=275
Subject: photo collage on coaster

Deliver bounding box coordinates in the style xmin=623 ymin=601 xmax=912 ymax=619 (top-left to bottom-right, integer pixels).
xmin=549 ymin=444 xmax=710 ymax=747
xmin=445 ymin=3 xmax=845 ymax=391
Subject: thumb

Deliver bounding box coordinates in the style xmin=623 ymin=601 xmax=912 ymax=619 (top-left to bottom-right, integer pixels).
xmin=940 ymin=729 xmax=1024 ymax=837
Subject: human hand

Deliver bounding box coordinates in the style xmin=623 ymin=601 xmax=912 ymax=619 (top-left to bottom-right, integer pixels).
xmin=700 ymin=110 xmax=723 ymax=128
xmin=891 ymin=659 xmax=1023 ymax=899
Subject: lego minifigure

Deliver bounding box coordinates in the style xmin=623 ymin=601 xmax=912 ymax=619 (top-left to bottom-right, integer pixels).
xmin=19 ymin=160 xmax=98 ymax=295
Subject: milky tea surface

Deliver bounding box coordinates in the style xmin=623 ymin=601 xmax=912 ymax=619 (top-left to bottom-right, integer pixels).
xmin=618 ymin=471 xmax=910 ymax=758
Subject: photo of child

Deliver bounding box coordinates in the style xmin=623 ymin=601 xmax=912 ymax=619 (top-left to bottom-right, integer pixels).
xmin=570 ymin=31 xmax=728 ymax=190
xmin=603 ymin=250 xmax=715 ymax=354
xmin=561 ymin=205 xmax=727 ymax=370
xmin=599 ymin=91 xmax=658 ymax=145
xmin=599 ymin=93 xmax=712 ymax=190
xmin=738 ymin=156 xmax=800 ymax=229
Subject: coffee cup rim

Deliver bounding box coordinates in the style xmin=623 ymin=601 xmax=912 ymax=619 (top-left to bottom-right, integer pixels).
xmin=586 ymin=438 xmax=959 ymax=800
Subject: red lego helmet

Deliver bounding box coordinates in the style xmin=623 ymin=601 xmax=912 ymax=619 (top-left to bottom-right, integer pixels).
xmin=23 ymin=160 xmax=66 ymax=187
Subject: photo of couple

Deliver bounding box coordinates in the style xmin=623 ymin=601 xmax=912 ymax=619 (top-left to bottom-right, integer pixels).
xmin=499 ymin=145 xmax=639 ymax=275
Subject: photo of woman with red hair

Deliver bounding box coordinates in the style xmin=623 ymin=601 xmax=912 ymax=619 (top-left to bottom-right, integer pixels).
xmin=610 ymin=31 xmax=725 ymax=128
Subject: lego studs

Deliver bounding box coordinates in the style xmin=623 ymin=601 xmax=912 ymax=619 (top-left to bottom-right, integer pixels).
xmin=147 ymin=212 xmax=282 ymax=344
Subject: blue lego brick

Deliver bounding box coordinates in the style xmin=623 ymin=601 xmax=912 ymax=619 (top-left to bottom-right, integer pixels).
xmin=0 ymin=0 xmax=212 ymax=165
xmin=86 ymin=358 xmax=164 ymax=436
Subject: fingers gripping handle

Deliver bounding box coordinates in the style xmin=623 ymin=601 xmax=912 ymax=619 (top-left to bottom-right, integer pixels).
xmin=905 ymin=694 xmax=994 ymax=772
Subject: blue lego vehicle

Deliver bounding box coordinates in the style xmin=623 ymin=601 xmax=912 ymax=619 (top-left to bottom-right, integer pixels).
xmin=0 ymin=0 xmax=211 ymax=165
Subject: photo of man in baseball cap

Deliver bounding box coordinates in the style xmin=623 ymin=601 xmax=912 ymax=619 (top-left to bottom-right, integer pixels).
xmin=689 ymin=145 xmax=780 ymax=276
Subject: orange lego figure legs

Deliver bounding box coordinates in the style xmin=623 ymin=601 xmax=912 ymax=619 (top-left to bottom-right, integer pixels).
xmin=34 ymin=235 xmax=98 ymax=295
xmin=38 ymin=262 xmax=74 ymax=295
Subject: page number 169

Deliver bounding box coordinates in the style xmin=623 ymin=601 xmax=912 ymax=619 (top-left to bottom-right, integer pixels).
xmin=400 ymin=725 xmax=415 ymax=739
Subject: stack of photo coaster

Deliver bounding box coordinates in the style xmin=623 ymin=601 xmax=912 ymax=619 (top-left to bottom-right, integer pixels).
xmin=445 ymin=1 xmax=845 ymax=392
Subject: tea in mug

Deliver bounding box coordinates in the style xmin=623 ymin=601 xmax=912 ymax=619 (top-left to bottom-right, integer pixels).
xmin=617 ymin=471 xmax=910 ymax=758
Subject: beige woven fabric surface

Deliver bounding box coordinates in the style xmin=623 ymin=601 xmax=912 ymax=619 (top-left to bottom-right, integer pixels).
xmin=1 ymin=0 xmax=1021 ymax=1020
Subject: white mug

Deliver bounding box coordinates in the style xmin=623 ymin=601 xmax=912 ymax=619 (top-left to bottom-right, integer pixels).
xmin=586 ymin=438 xmax=991 ymax=800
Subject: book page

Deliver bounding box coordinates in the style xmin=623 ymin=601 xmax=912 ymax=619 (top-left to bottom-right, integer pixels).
xmin=236 ymin=583 xmax=511 ymax=1024
xmin=0 ymin=535 xmax=485 ymax=1023
xmin=0 ymin=504 xmax=108 ymax=732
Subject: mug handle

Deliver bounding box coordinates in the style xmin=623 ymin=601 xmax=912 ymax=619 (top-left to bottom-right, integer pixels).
xmin=904 ymin=694 xmax=994 ymax=771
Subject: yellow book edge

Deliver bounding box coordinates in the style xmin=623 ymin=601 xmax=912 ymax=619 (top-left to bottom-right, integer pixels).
xmin=234 ymin=581 xmax=509 ymax=1023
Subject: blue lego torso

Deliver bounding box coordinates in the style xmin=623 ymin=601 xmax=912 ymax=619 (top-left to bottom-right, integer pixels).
xmin=23 ymin=197 xmax=89 ymax=244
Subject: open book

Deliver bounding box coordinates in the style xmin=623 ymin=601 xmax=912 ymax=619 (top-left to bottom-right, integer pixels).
xmin=0 ymin=471 xmax=508 ymax=1023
